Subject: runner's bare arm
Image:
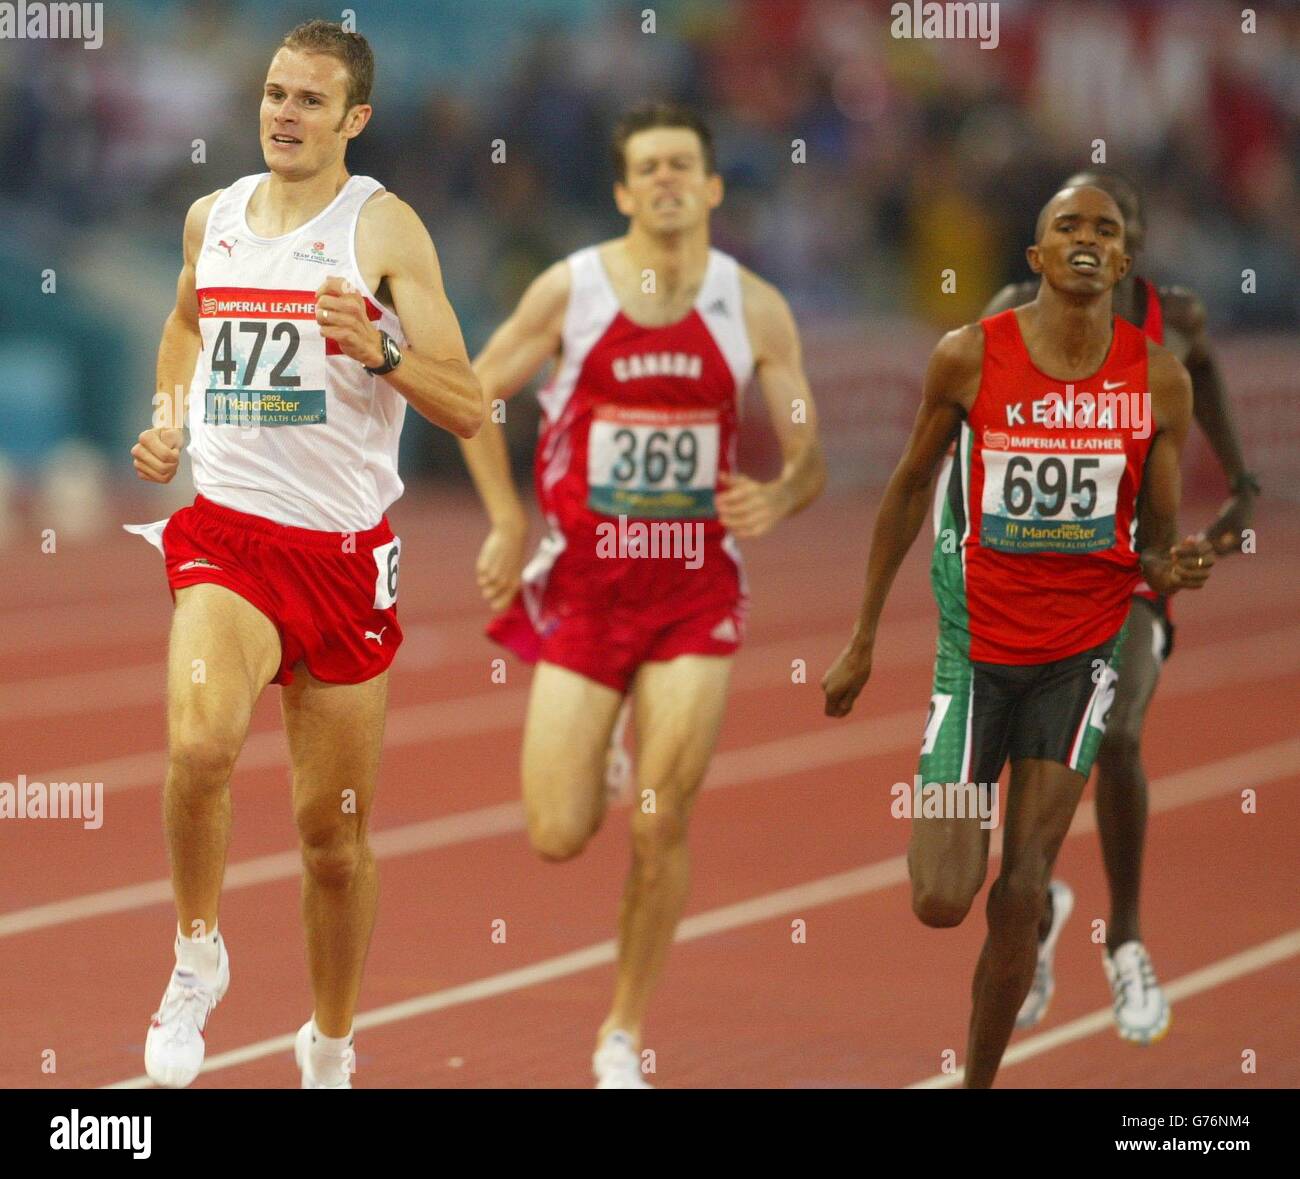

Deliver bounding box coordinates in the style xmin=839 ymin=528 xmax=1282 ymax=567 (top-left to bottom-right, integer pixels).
xmin=460 ymin=261 xmax=570 ymax=529
xmin=822 ymin=324 xmax=981 ymax=718
xmin=459 ymin=261 xmax=571 ymax=610
xmin=718 ymin=274 xmax=825 ymax=538
xmin=132 ymin=191 xmax=219 ymax=484
xmin=1137 ymin=344 xmax=1214 ymax=594
xmin=321 ymin=194 xmax=482 ymax=438
xmin=1162 ymin=288 xmax=1257 ymax=554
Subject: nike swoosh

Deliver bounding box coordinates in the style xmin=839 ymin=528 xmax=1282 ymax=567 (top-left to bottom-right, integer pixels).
xmin=1103 ymin=380 xmax=1126 ymax=390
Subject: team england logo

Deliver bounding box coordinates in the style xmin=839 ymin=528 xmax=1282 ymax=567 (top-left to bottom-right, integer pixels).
xmin=293 ymin=239 xmax=340 ymax=266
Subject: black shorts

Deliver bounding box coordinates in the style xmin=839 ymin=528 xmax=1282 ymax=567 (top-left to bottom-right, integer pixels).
xmin=918 ymin=625 xmax=1125 ymax=787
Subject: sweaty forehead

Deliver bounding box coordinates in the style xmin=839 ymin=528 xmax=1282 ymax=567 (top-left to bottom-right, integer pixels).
xmin=266 ymin=47 xmax=348 ymax=95
xmin=625 ymin=127 xmax=704 ymax=165
xmin=1050 ymin=186 xmax=1123 ymax=225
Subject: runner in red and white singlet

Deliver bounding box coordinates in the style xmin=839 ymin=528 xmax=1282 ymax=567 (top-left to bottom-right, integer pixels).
xmin=127 ymin=22 xmax=482 ymax=1090
xmin=486 ymin=242 xmax=754 ymax=689
xmin=824 ymin=184 xmax=1215 ymax=1087
xmin=459 ymin=105 xmax=824 ymax=1088
xmin=980 ymin=170 xmax=1258 ymax=1043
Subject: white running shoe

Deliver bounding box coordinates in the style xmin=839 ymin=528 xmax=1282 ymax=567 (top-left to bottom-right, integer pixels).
xmin=144 ymin=936 xmax=230 ymax=1088
xmin=295 ymin=1021 xmax=355 ymax=1089
xmin=1104 ymin=940 xmax=1171 ymax=1044
xmin=1015 ymin=880 xmax=1074 ymax=1030
xmin=592 ymin=1030 xmax=652 ymax=1089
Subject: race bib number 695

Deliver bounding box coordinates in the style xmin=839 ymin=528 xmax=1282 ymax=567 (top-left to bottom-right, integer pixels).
xmin=980 ymin=450 xmax=1125 ymax=554
xmin=587 ymin=405 xmax=720 ymax=519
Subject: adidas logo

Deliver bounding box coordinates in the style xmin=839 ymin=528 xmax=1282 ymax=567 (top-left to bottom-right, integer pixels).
xmin=710 ymin=616 xmax=739 ymax=643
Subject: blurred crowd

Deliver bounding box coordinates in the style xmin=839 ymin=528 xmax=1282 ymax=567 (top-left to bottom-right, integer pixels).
xmin=0 ymin=0 xmax=1295 ymax=490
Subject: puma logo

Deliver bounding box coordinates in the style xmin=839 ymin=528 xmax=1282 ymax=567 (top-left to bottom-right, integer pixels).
xmin=364 ymin=627 xmax=388 ymax=645
xmin=217 ymin=239 xmax=236 ymax=257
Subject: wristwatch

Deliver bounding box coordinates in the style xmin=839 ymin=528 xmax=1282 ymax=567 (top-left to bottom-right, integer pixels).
xmin=364 ymin=330 xmax=402 ymax=376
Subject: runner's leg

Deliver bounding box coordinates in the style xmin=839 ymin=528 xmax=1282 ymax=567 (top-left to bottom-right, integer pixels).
xmin=521 ymin=661 xmax=626 ymax=860
xmin=1094 ymin=597 xmax=1162 ymax=949
xmin=599 ymin=653 xmax=733 ymax=1046
xmin=164 ymin=583 xmax=280 ymax=937
xmin=281 ymin=668 xmax=389 ymax=1037
xmin=965 ymin=757 xmax=1085 ymax=1088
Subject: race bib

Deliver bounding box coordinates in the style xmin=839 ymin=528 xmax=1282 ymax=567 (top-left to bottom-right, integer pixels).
xmin=587 ymin=405 xmax=720 ymax=519
xmin=980 ymin=450 xmax=1125 ymax=554
xmin=203 ymin=311 xmax=327 ymax=428
xmin=372 ymin=537 xmax=401 ymax=609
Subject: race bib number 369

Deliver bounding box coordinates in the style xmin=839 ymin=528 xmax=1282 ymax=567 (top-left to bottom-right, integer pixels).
xmin=980 ymin=450 xmax=1126 ymax=554
xmin=587 ymin=405 xmax=720 ymax=519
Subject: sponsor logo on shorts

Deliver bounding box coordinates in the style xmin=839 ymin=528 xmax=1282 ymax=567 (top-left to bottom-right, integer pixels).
xmin=890 ymin=776 xmax=1000 ymax=830
xmin=0 ymin=775 xmax=103 ymax=829
xmin=178 ymin=558 xmax=222 ymax=572
xmin=594 ymin=514 xmax=704 ymax=570
xmin=364 ymin=627 xmax=388 ymax=645
xmin=709 ymin=616 xmax=740 ymax=644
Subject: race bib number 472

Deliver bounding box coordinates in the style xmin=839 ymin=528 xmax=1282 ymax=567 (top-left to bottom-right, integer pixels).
xmin=587 ymin=405 xmax=720 ymax=519
xmin=980 ymin=450 xmax=1126 ymax=554
xmin=199 ymin=290 xmax=328 ymax=428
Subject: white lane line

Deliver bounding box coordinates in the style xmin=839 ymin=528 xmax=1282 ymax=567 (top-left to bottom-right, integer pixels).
xmin=908 ymin=929 xmax=1300 ymax=1089
xmin=0 ymin=714 xmax=918 ymax=939
xmin=0 ymin=626 xmax=453 ymax=722
xmin=6 ymin=712 xmax=1297 ymax=944
xmin=105 ymin=861 xmax=905 ymax=1088
xmin=101 ymin=740 xmax=1297 ymax=1088
xmin=25 ymin=620 xmax=904 ymax=795
xmin=29 ymin=617 xmax=1298 ymax=797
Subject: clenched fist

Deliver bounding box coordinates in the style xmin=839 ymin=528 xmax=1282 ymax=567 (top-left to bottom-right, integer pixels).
xmin=132 ymin=427 xmax=184 ymax=483
xmin=316 ymin=276 xmax=383 ymax=368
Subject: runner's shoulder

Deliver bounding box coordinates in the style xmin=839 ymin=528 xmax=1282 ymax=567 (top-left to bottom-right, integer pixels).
xmin=183 ymin=190 xmax=223 ymax=256
xmin=935 ymin=322 xmax=986 ymax=377
xmin=356 ymin=189 xmax=433 ymax=250
xmin=737 ymin=266 xmax=796 ymax=352
xmin=511 ymin=258 xmax=573 ymax=334
xmin=921 ymin=323 xmax=985 ymax=409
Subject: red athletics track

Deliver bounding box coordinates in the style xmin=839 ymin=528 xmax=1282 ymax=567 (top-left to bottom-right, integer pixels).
xmin=0 ymin=486 xmax=1296 ymax=1089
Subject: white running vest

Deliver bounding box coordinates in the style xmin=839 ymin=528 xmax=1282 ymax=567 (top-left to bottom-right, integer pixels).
xmin=188 ymin=173 xmax=407 ymax=531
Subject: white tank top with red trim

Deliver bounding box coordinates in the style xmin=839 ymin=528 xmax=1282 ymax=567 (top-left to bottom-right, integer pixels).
xmin=187 ymin=173 xmax=407 ymax=531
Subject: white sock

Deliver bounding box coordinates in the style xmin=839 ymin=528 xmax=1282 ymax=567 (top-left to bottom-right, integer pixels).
xmin=175 ymin=924 xmax=221 ymax=984
xmin=309 ymin=1017 xmax=355 ymax=1084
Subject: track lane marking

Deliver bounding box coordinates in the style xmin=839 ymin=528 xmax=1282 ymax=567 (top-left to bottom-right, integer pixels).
xmin=100 ymin=738 xmax=1298 ymax=1087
